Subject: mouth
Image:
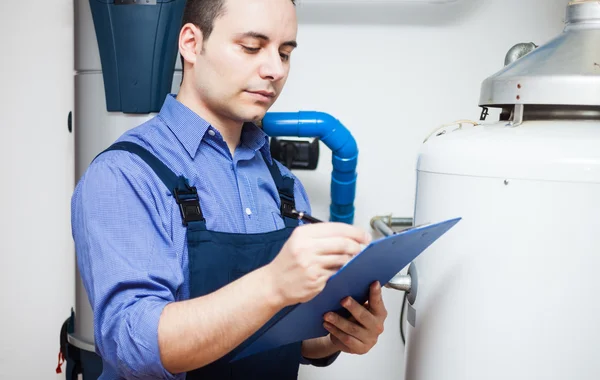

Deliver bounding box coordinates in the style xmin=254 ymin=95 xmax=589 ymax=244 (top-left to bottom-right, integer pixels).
xmin=245 ymin=90 xmax=276 ymax=102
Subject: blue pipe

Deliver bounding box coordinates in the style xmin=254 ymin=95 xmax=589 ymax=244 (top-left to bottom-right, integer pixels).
xmin=262 ymin=111 xmax=358 ymax=224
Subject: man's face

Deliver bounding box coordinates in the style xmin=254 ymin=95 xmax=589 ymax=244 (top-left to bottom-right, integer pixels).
xmin=187 ymin=0 xmax=298 ymax=123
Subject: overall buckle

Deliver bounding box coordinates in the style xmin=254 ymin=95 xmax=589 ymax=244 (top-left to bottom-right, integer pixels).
xmin=280 ymin=193 xmax=296 ymax=219
xmin=174 ymin=186 xmax=204 ymax=225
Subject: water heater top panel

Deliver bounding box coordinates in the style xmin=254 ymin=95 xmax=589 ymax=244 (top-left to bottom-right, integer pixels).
xmin=479 ymin=0 xmax=600 ymax=108
xmin=417 ymin=120 xmax=600 ymax=184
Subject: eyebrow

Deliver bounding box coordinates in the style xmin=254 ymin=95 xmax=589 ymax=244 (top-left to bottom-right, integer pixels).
xmin=236 ymin=31 xmax=298 ymax=48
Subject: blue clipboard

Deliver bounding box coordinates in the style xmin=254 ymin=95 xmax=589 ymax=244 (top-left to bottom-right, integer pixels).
xmin=231 ymin=217 xmax=461 ymax=362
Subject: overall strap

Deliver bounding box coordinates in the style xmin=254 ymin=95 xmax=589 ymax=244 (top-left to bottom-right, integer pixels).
xmin=98 ymin=141 xmax=205 ymax=227
xmin=265 ymin=157 xmax=300 ymax=228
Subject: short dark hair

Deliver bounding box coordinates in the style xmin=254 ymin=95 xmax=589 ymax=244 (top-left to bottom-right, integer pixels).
xmin=179 ymin=0 xmax=296 ymax=74
xmin=181 ymin=0 xmax=227 ymax=43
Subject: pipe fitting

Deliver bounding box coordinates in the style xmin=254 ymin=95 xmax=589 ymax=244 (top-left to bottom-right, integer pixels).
xmin=504 ymin=42 xmax=538 ymax=66
xmin=386 ymin=274 xmax=411 ymax=292
xmin=370 ymin=214 xmax=414 ymax=236
xmin=372 ymin=217 xmax=395 ymax=237
xmin=386 ymin=263 xmax=419 ymax=304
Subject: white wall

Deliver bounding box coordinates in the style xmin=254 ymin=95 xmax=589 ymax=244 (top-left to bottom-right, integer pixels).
xmin=0 ymin=1 xmax=75 ymax=379
xmin=0 ymin=0 xmax=568 ymax=379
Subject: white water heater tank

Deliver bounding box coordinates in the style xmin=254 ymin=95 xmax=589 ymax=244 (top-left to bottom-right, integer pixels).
xmin=405 ymin=1 xmax=600 ymax=379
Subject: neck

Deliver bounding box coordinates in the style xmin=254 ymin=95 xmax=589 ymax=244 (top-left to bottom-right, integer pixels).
xmin=176 ymin=82 xmax=243 ymax=156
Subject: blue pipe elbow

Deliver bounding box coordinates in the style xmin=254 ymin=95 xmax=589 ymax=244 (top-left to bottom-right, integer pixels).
xmin=262 ymin=111 xmax=358 ymax=224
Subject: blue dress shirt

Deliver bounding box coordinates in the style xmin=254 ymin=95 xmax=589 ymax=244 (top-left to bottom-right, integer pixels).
xmin=71 ymin=94 xmax=315 ymax=379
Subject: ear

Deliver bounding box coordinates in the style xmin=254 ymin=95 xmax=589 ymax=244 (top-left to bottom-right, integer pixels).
xmin=179 ymin=23 xmax=203 ymax=67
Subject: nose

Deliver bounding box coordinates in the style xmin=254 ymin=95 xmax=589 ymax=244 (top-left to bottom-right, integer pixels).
xmin=258 ymin=49 xmax=286 ymax=82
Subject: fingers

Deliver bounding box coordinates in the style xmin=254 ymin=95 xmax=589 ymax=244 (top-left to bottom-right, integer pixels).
xmin=367 ymin=281 xmax=388 ymax=319
xmin=324 ymin=309 xmax=370 ymax=342
xmin=322 ymin=282 xmax=388 ymax=355
xmin=338 ymin=296 xmax=380 ymax=333
xmin=323 ymin=320 xmax=369 ymax=355
xmin=300 ymin=222 xmax=372 ymax=245
xmin=329 ymin=332 xmax=354 ymax=354
xmin=318 ymin=252 xmax=354 ymax=271
xmin=313 ymin=236 xmax=363 ymax=257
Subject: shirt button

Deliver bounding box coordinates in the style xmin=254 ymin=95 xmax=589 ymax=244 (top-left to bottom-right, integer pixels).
xmin=245 ymin=208 xmax=252 ymax=216
xmin=208 ymin=129 xmax=216 ymax=137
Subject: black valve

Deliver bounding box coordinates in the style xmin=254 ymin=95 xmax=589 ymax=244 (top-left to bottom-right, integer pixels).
xmin=269 ymin=137 xmax=320 ymax=170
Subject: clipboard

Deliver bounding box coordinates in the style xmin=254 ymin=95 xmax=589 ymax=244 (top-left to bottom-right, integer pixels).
xmin=231 ymin=217 xmax=461 ymax=361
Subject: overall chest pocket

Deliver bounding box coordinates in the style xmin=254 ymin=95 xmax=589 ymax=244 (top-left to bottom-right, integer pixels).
xmin=187 ymin=229 xmax=290 ymax=298
xmin=228 ymin=242 xmax=273 ymax=284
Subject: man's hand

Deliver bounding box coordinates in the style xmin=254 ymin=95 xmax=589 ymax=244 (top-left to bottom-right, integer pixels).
xmin=323 ymin=281 xmax=388 ymax=355
xmin=264 ymin=222 xmax=372 ymax=308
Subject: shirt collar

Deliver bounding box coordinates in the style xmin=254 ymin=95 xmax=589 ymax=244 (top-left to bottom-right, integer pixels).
xmin=158 ymin=94 xmax=210 ymax=159
xmin=158 ymin=94 xmax=273 ymax=164
xmin=240 ymin=122 xmax=273 ymax=164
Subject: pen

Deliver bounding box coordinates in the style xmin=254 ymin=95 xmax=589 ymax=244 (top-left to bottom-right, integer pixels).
xmin=291 ymin=209 xmax=323 ymax=224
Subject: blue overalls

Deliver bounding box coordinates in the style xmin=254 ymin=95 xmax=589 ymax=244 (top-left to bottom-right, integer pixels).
xmin=103 ymin=141 xmax=303 ymax=379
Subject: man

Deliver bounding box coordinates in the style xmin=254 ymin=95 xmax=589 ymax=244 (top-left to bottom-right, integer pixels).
xmin=71 ymin=0 xmax=388 ymax=378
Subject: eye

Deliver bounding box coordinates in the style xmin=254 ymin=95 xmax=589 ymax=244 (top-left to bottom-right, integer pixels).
xmin=280 ymin=53 xmax=290 ymax=62
xmin=242 ymin=45 xmax=260 ymax=53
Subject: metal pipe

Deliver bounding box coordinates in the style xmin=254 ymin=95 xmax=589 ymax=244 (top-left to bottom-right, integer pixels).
xmin=370 ymin=215 xmax=413 ymax=236
xmin=372 ymin=218 xmax=395 ymax=237
xmin=370 ymin=214 xmax=415 ymax=292
xmin=389 ymin=217 xmax=413 ymax=227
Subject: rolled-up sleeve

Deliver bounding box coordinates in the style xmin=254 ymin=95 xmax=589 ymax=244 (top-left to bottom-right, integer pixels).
xmin=71 ymin=153 xmax=184 ymax=379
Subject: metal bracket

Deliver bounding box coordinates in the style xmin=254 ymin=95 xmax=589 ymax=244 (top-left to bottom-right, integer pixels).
xmin=508 ymin=104 xmax=524 ymax=127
